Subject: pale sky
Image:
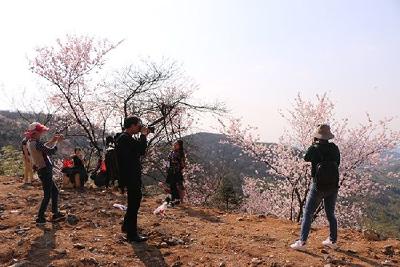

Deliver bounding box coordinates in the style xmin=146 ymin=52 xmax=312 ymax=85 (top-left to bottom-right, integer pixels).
xmin=0 ymin=0 xmax=399 ymax=141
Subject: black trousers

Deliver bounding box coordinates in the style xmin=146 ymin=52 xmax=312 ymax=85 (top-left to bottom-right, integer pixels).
xmin=123 ymin=183 xmax=142 ymax=238
xmin=167 ymin=172 xmax=184 ymax=201
xmin=37 ymin=167 xmax=59 ymax=218
xmin=169 ymin=181 xmax=180 ymax=201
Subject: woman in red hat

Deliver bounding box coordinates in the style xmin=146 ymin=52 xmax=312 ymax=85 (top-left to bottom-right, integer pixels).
xmin=26 ymin=122 xmax=65 ymax=225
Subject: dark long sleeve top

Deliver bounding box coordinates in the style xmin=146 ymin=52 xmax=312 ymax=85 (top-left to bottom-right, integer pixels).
xmin=116 ymin=132 xmax=147 ymax=184
xmin=304 ymin=142 xmax=340 ymax=178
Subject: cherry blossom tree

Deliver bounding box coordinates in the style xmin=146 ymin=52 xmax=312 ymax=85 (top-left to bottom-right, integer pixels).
xmin=29 ymin=34 xmax=121 ymax=156
xmin=223 ymin=94 xmax=400 ymax=226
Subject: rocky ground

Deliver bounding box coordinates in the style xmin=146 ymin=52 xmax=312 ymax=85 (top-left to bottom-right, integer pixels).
xmin=0 ymin=175 xmax=399 ymax=267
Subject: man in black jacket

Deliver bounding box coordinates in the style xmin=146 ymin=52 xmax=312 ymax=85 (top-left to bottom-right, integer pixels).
xmin=116 ymin=116 xmax=149 ymax=242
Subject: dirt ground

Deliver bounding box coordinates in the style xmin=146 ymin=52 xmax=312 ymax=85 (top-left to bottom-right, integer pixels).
xmin=0 ymin=175 xmax=399 ymax=267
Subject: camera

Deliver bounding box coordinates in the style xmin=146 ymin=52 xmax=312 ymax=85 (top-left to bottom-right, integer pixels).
xmin=140 ymin=125 xmax=155 ymax=134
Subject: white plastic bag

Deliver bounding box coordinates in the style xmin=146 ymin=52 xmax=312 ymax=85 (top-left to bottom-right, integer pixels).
xmin=153 ymin=202 xmax=168 ymax=216
xmin=113 ymin=203 xmax=127 ymax=211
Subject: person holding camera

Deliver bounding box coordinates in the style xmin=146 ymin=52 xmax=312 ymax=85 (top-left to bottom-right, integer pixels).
xmin=25 ymin=122 xmax=65 ymax=225
xmin=115 ymin=116 xmax=150 ymax=243
xmin=290 ymin=124 xmax=340 ymax=251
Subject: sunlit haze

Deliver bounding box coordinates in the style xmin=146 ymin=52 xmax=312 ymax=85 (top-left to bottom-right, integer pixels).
xmin=0 ymin=0 xmax=399 ymax=141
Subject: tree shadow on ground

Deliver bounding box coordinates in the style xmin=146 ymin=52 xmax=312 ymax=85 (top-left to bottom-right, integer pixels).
xmin=180 ymin=206 xmax=221 ymax=223
xmin=26 ymin=224 xmax=60 ymax=267
xmin=131 ymin=242 xmax=167 ymax=267
xmin=336 ymin=248 xmax=381 ymax=267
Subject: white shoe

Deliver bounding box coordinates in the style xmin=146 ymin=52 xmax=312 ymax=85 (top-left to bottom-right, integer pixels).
xmin=290 ymin=240 xmax=306 ymax=250
xmin=322 ymin=238 xmax=338 ymax=249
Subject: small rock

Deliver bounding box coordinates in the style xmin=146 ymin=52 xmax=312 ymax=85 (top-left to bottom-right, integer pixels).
xmin=237 ymin=217 xmax=244 ymax=222
xmin=171 ymin=261 xmax=183 ymax=267
xmin=54 ymin=249 xmax=67 ymax=255
xmin=323 ymin=255 xmax=332 ymax=262
xmin=8 ymin=260 xmax=31 ymax=267
xmin=381 ymin=260 xmax=394 ymax=266
xmin=324 ymin=264 xmax=333 ymax=267
xmin=219 ymin=262 xmax=226 ymax=267
xmin=321 ymin=249 xmax=329 ymax=254
xmin=251 ymin=257 xmax=263 ymax=266
xmin=257 ymin=214 xmax=266 ymax=219
xmin=383 ymin=245 xmax=395 ymax=256
xmin=66 ymin=214 xmax=79 ymax=225
xmin=80 ymin=257 xmax=99 ymax=266
xmin=347 ymin=249 xmax=357 ymax=254
xmin=0 ymin=224 xmax=10 ymax=230
xmin=17 ymin=239 xmax=25 ymax=246
xmin=160 ymin=242 xmax=168 ymax=248
xmin=73 ymin=243 xmax=85 ymax=250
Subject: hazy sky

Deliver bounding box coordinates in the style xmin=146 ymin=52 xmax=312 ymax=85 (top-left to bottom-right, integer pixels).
xmin=0 ymin=0 xmax=399 ymax=141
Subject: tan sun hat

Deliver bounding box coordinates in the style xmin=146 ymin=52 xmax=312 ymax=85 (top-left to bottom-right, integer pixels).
xmin=313 ymin=124 xmax=334 ymax=140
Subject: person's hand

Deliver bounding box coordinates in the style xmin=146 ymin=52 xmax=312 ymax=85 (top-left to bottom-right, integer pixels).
xmin=56 ymin=134 xmax=65 ymax=142
xmin=50 ymin=135 xmax=59 ymax=143
xmin=141 ymin=127 xmax=150 ymax=136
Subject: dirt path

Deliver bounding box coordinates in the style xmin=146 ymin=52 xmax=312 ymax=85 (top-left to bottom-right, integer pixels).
xmin=0 ymin=176 xmax=399 ymax=266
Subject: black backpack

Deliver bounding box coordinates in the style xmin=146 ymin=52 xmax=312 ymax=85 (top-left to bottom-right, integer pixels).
xmin=314 ymin=147 xmax=339 ymax=192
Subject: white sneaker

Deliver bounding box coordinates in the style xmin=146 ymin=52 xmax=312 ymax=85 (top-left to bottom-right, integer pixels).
xmin=290 ymin=240 xmax=306 ymax=250
xmin=322 ymin=238 xmax=338 ymax=249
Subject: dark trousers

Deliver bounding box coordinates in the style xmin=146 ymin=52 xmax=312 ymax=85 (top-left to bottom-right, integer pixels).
xmin=37 ymin=167 xmax=59 ymax=218
xmin=167 ymin=172 xmax=184 ymax=201
xmin=123 ymin=183 xmax=142 ymax=238
xmin=169 ymin=181 xmax=180 ymax=201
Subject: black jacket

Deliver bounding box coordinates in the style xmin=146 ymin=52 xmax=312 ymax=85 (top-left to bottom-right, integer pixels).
xmin=116 ymin=132 xmax=147 ymax=186
xmin=304 ymin=142 xmax=340 ymax=178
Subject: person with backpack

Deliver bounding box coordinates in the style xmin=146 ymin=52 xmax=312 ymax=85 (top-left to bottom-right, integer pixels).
xmin=166 ymin=140 xmax=186 ymax=206
xmin=21 ymin=137 xmax=34 ymax=185
xmin=105 ymin=136 xmax=119 ymax=188
xmin=90 ymin=150 xmax=108 ymax=187
xmin=290 ymin=124 xmax=340 ymax=250
xmin=25 ymin=122 xmax=65 ymax=225
xmin=115 ymin=116 xmax=150 ymax=243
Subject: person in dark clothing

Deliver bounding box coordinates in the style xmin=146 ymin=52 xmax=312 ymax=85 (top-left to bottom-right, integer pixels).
xmin=90 ymin=149 xmax=108 ymax=187
xmin=105 ymin=136 xmax=119 ymax=188
xmin=166 ymin=140 xmax=186 ymax=205
xmin=115 ymin=116 xmax=150 ymax=243
xmin=71 ymin=147 xmax=88 ymax=189
xmin=291 ymin=124 xmax=341 ymax=251
xmin=25 ymin=122 xmax=65 ymax=225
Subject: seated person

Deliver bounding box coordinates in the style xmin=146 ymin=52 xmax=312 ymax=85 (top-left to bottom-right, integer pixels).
xmin=90 ymin=151 xmax=107 ymax=188
xmin=61 ymin=158 xmax=74 ymax=188
xmin=61 ymin=148 xmax=88 ymax=189
xmin=71 ymin=147 xmax=88 ymax=188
